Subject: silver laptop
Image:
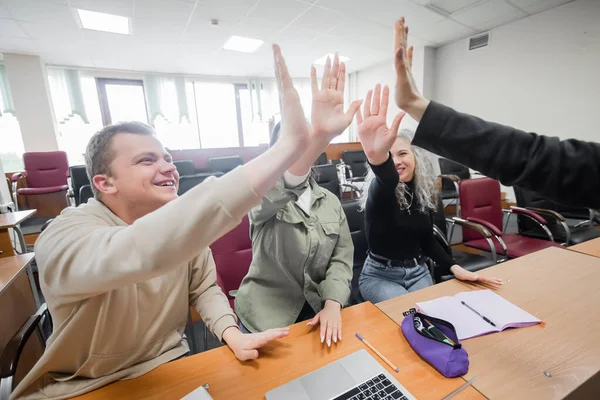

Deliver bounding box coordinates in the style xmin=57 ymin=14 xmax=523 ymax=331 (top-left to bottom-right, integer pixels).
xmin=266 ymin=350 xmax=416 ymax=400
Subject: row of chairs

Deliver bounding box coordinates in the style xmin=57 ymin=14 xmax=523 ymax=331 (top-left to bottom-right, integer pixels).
xmin=514 ymin=186 xmax=600 ymax=245
xmin=174 ymin=150 xmax=370 ymax=199
xmin=9 ymin=149 xmax=370 ymax=209
xmin=437 ymin=176 xmax=600 ymax=274
xmin=8 ymin=152 xmax=250 ymax=210
xmin=438 ymin=158 xmax=600 ymax=246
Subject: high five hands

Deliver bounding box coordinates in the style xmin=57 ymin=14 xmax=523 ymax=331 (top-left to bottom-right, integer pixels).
xmin=356 ymin=84 xmax=406 ymax=166
xmin=393 ymin=17 xmax=430 ymax=121
xmin=311 ymin=53 xmax=362 ymax=142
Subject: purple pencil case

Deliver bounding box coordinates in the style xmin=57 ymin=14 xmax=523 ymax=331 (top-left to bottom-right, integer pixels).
xmin=401 ymin=311 xmax=469 ymax=378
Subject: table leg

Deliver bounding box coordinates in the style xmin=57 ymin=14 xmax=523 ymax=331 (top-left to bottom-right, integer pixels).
xmin=14 ymin=225 xmax=42 ymax=307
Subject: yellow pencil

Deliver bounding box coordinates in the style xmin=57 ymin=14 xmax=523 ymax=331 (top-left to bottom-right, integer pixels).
xmin=355 ymin=333 xmax=400 ymax=373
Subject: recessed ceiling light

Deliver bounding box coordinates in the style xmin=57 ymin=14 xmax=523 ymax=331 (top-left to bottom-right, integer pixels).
xmin=223 ymin=36 xmax=264 ymax=53
xmin=77 ymin=9 xmax=130 ymax=35
xmin=314 ymin=53 xmax=350 ymax=65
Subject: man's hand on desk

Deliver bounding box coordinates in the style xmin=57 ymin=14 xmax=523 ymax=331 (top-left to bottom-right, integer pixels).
xmin=222 ymin=326 xmax=290 ymax=361
xmin=450 ymin=264 xmax=504 ymax=286
xmin=306 ymin=299 xmax=342 ymax=347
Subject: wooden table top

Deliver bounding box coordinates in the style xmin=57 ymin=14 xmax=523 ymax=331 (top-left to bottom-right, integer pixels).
xmin=0 ymin=209 xmax=37 ymax=229
xmin=568 ymin=237 xmax=600 ymax=258
xmin=74 ymin=302 xmax=483 ymax=400
xmin=0 ymin=253 xmax=35 ymax=295
xmin=377 ymin=247 xmax=600 ymax=400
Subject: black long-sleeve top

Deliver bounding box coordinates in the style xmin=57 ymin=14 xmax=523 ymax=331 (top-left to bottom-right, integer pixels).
xmin=413 ymin=101 xmax=600 ymax=209
xmin=365 ymin=155 xmax=454 ymax=275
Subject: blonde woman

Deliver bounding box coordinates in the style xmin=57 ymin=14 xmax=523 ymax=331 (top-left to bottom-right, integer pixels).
xmin=355 ymin=84 xmax=502 ymax=303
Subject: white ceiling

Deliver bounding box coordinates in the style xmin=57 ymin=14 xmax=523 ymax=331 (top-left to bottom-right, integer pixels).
xmin=0 ymin=0 xmax=574 ymax=77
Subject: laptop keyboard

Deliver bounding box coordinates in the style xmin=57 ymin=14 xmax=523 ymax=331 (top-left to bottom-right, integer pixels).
xmin=332 ymin=373 xmax=408 ymax=400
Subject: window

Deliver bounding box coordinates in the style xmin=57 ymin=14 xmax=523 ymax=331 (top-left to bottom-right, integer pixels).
xmin=48 ymin=69 xmax=104 ymax=166
xmin=238 ymin=86 xmax=269 ymax=147
xmin=45 ymin=68 xmax=354 ymax=166
xmin=147 ymin=76 xmax=199 ymax=150
xmin=0 ymin=64 xmax=24 ymax=171
xmin=0 ymin=113 xmax=25 ymax=172
xmin=96 ymin=78 xmax=148 ymax=125
xmin=193 ymin=82 xmax=242 ymax=148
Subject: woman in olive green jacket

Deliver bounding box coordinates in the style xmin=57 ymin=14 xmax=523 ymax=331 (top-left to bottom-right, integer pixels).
xmin=235 ymin=54 xmax=360 ymax=347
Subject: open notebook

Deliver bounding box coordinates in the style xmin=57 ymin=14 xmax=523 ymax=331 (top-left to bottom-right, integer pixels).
xmin=416 ymin=290 xmax=541 ymax=340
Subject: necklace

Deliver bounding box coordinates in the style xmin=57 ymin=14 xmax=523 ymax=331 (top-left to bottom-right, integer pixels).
xmin=404 ymin=188 xmax=414 ymax=214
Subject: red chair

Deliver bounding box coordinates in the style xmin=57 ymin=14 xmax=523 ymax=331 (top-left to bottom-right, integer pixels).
xmin=458 ymin=178 xmax=562 ymax=259
xmin=190 ymin=216 xmax=251 ymax=351
xmin=209 ymin=214 xmax=252 ymax=309
xmin=187 ymin=216 xmax=251 ymax=353
xmin=11 ymin=151 xmax=69 ymax=211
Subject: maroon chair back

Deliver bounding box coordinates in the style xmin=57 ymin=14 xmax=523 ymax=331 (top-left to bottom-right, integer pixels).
xmin=459 ymin=178 xmax=503 ymax=242
xmin=22 ymin=151 xmax=69 ymax=188
xmin=209 ymin=215 xmax=252 ymax=308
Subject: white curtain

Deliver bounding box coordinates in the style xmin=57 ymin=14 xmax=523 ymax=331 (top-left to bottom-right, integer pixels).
xmin=0 ymin=64 xmax=15 ymax=115
xmin=0 ymin=63 xmax=24 ymax=172
xmin=145 ymin=75 xmax=190 ymax=125
xmin=247 ymin=78 xmax=312 ymax=123
xmin=147 ymin=76 xmax=198 ymax=150
xmin=247 ymin=78 xmax=279 ymax=122
xmin=47 ymin=68 xmax=89 ymax=123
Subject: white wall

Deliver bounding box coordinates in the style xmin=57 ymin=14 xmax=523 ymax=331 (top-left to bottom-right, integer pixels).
xmin=433 ymin=0 xmax=600 ymax=143
xmin=432 ymin=0 xmax=600 ymax=201
xmin=3 ymin=53 xmax=59 ymax=152
xmin=353 ymin=46 xmax=434 ymax=132
xmin=351 ymin=46 xmax=439 ymax=172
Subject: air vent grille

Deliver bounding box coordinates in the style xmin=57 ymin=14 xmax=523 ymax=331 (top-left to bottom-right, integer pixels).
xmin=469 ymin=32 xmax=490 ymax=50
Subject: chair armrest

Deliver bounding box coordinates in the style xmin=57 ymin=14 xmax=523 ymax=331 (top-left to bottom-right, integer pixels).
xmin=451 ymin=217 xmax=492 ymax=239
xmin=451 ymin=217 xmax=498 ymax=262
xmin=509 ymin=206 xmax=556 ymax=242
xmin=341 ymin=183 xmax=362 ymax=197
xmin=0 ymin=304 xmax=48 ymax=379
xmin=526 ymin=207 xmax=566 ymax=222
xmin=341 ymin=183 xmax=361 ymax=191
xmin=10 ymin=172 xmax=25 ymax=182
xmin=526 ymin=207 xmax=570 ymax=245
xmin=509 ymin=206 xmax=548 ymax=225
xmin=433 ymin=225 xmax=450 ymax=248
xmin=41 ymin=219 xmax=54 ymax=233
xmin=439 ymin=174 xmax=461 ymax=182
xmin=465 ymin=217 xmax=503 ymax=237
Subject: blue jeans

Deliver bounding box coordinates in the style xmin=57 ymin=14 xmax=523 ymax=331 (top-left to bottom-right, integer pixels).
xmin=359 ymin=255 xmax=433 ymax=304
xmin=239 ymin=321 xmax=251 ymax=334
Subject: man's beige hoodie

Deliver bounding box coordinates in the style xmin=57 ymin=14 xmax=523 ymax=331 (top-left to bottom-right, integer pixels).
xmin=12 ymin=169 xmax=260 ymax=399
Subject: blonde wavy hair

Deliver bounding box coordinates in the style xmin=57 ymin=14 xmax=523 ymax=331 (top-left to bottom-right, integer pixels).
xmin=360 ymin=129 xmax=438 ymax=213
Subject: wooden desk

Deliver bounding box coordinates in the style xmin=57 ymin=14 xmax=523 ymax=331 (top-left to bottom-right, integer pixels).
xmin=0 ymin=209 xmax=37 ymax=229
xmin=0 ymin=209 xmax=37 ymax=257
xmin=74 ymin=302 xmax=483 ymax=400
xmin=568 ymin=237 xmax=600 ymax=258
xmin=0 ymin=210 xmax=40 ymax=306
xmin=0 ymin=253 xmax=35 ymax=294
xmin=377 ymin=247 xmax=600 ymax=399
xmin=0 ymin=253 xmax=42 ymax=385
